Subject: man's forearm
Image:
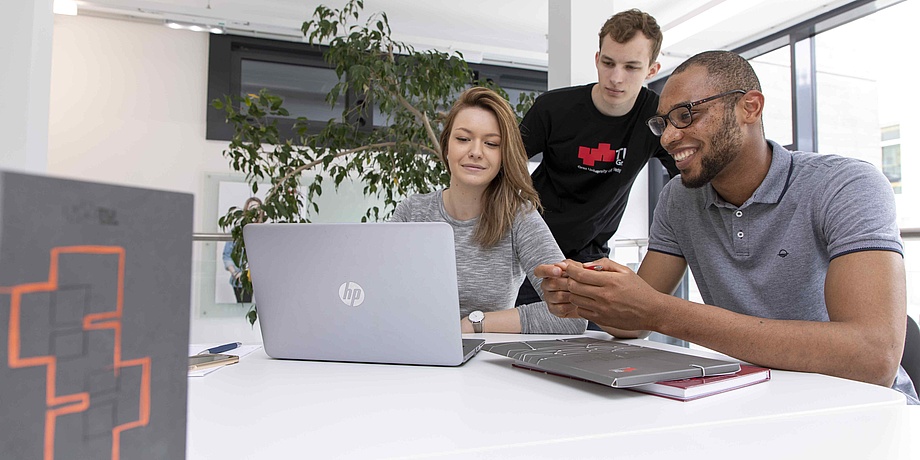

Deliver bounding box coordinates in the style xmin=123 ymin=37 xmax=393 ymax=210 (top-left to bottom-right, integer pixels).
xmin=653 ymin=296 xmax=900 ymax=387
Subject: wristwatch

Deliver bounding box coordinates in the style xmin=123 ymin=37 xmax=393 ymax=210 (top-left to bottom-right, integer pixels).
xmin=469 ymin=310 xmax=485 ymax=333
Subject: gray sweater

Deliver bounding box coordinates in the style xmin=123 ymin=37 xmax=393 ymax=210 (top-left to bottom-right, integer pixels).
xmin=392 ymin=190 xmax=587 ymax=334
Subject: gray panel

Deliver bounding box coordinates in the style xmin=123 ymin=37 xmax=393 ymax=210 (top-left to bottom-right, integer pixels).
xmin=0 ymin=171 xmax=193 ymax=460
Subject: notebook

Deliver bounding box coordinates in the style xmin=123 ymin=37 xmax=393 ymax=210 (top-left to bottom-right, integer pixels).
xmin=484 ymin=338 xmax=741 ymax=387
xmin=629 ymin=364 xmax=771 ymax=401
xmin=0 ymin=170 xmax=193 ymax=459
xmin=242 ymin=222 xmax=485 ymax=366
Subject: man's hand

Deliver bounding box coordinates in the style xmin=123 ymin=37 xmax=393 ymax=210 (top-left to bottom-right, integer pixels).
xmin=538 ymin=256 xmax=675 ymax=335
xmin=564 ymin=258 xmax=663 ymax=331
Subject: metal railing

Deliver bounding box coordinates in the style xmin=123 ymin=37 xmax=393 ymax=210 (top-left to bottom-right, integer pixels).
xmin=194 ymin=233 xmax=233 ymax=242
xmin=195 ymin=229 xmax=920 ymax=243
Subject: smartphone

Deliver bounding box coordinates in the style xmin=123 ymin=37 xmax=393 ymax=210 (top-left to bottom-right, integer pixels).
xmin=188 ymin=353 xmax=239 ymax=371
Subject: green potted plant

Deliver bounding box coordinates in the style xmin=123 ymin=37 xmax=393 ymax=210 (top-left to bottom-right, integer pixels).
xmin=213 ymin=0 xmax=534 ymax=324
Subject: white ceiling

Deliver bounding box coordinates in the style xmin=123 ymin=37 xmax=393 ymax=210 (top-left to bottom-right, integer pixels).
xmin=74 ymin=0 xmax=857 ymax=73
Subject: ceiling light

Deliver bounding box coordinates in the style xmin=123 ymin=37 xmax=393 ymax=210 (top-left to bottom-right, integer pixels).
xmin=53 ymin=0 xmax=78 ymax=16
xmin=164 ymin=20 xmax=225 ymax=34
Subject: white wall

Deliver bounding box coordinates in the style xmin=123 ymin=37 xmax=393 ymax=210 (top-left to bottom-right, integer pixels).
xmin=49 ymin=14 xmax=261 ymax=343
xmin=49 ymin=14 xmax=228 ymax=225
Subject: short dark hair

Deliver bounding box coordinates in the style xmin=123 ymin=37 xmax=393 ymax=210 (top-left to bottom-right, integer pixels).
xmin=598 ymin=9 xmax=662 ymax=64
xmin=672 ymin=50 xmax=762 ymax=94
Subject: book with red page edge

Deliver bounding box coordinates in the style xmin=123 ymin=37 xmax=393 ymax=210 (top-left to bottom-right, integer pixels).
xmin=628 ymin=365 xmax=771 ymax=401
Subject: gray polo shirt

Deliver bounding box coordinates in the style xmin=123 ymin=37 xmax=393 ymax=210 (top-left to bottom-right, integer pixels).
xmin=648 ymin=140 xmax=916 ymax=402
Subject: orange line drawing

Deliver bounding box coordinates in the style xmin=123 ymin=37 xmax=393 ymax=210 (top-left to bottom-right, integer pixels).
xmin=4 ymin=245 xmax=151 ymax=460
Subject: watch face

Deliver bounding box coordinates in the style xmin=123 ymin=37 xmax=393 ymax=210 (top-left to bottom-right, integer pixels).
xmin=469 ymin=310 xmax=484 ymax=323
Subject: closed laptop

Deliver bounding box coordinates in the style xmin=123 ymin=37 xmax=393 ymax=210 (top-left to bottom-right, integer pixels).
xmin=485 ymin=338 xmax=742 ymax=387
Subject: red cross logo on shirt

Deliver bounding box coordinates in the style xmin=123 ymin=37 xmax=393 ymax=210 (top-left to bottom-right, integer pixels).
xmin=578 ymin=143 xmax=625 ymax=167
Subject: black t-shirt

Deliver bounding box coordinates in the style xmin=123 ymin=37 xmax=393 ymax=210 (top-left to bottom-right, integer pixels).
xmin=520 ymin=84 xmax=678 ymax=261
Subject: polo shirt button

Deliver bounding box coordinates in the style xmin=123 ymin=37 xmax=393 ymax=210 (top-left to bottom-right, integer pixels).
xmin=737 ymin=231 xmax=744 ymax=238
xmin=735 ymin=210 xmax=743 ymax=217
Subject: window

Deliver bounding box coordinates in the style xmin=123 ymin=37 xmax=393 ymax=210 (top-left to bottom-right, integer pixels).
xmin=813 ymin=0 xmax=918 ymax=227
xmin=239 ymin=59 xmax=343 ymax=122
xmin=881 ymin=125 xmax=902 ymax=194
xmin=811 ymin=0 xmax=919 ymax=321
xmin=206 ymin=34 xmax=547 ymax=141
xmin=473 ymin=66 xmax=547 ymax=108
xmin=749 ymin=46 xmax=792 ymax=147
xmin=206 ymin=34 xmax=334 ymax=140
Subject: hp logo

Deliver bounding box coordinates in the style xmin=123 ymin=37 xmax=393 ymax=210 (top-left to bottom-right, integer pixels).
xmin=338 ymin=282 xmax=365 ymax=307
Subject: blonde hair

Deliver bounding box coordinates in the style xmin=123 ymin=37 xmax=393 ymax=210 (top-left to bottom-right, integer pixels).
xmin=439 ymin=87 xmax=541 ymax=247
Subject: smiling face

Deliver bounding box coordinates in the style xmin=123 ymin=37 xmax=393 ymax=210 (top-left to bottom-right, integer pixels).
xmin=592 ymin=33 xmax=660 ymax=116
xmin=657 ymin=66 xmax=744 ymax=189
xmin=445 ymin=106 xmax=503 ymax=193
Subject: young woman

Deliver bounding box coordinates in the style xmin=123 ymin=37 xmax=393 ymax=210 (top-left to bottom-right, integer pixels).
xmin=391 ymin=87 xmax=587 ymax=334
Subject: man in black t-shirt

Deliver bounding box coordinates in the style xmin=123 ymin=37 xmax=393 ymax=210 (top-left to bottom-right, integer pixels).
xmin=517 ymin=9 xmax=678 ymax=305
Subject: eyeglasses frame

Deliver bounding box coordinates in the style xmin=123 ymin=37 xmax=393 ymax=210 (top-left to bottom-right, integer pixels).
xmin=646 ymin=89 xmax=748 ymax=136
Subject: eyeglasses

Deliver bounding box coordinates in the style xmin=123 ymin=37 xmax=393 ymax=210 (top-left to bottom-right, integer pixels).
xmin=646 ymin=89 xmax=747 ymax=137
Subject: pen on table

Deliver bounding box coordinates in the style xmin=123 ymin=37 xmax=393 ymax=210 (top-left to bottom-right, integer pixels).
xmin=199 ymin=342 xmax=242 ymax=355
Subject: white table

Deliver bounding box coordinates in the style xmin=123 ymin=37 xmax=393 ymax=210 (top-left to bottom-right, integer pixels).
xmin=186 ymin=332 xmax=912 ymax=459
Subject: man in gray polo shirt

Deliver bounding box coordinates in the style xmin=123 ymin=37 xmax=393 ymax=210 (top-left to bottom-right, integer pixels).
xmin=536 ymin=50 xmax=917 ymax=403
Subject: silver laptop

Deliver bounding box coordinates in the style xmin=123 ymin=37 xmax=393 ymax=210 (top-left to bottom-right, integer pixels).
xmin=243 ymin=222 xmax=484 ymax=366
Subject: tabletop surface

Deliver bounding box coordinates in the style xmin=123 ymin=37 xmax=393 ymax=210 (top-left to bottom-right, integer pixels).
xmin=186 ymin=332 xmax=911 ymax=459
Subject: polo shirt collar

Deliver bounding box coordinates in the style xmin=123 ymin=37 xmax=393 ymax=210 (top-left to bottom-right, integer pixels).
xmin=705 ymin=140 xmax=793 ymax=209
